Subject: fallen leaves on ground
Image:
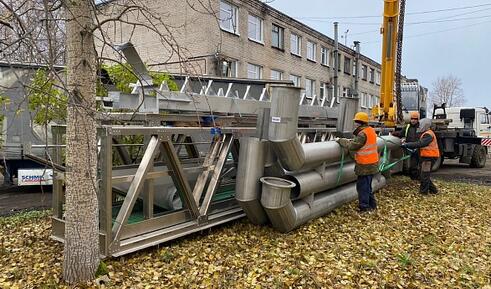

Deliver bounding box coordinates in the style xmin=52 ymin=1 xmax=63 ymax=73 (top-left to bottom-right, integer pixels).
xmin=1 ymin=176 xmax=491 ymax=288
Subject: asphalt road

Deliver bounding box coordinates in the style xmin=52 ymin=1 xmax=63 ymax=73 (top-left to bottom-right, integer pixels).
xmin=0 ymin=185 xmax=52 ymax=216
xmin=432 ymin=156 xmax=491 ymax=185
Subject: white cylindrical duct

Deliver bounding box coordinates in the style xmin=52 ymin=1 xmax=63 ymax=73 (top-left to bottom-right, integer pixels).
xmin=235 ymin=137 xmax=269 ymax=225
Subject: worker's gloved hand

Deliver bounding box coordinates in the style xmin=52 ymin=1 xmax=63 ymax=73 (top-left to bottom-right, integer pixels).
xmin=334 ymin=137 xmax=340 ymax=142
xmin=338 ymin=138 xmax=350 ymax=148
xmin=400 ymin=143 xmax=408 ymax=149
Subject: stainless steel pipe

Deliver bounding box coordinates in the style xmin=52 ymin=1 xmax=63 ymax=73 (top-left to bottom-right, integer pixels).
xmin=259 ymin=177 xmax=297 ymax=232
xmin=269 ymin=86 xmax=402 ymax=171
xmin=260 ymin=174 xmax=386 ymax=233
xmin=235 ymin=137 xmax=269 ymax=225
xmin=287 ymin=162 xmax=357 ymax=199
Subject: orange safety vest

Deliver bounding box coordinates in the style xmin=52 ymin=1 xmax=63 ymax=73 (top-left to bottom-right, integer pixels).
xmin=420 ymin=130 xmax=440 ymax=158
xmin=355 ymin=127 xmax=379 ymax=165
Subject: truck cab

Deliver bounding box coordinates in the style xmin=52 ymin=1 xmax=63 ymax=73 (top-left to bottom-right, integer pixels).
xmin=431 ymin=105 xmax=489 ymax=170
xmin=400 ymin=80 xmax=428 ymax=120
xmin=435 ymin=107 xmax=491 ymax=138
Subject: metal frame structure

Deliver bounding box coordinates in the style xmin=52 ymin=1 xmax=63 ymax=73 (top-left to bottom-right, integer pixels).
xmin=48 ymin=44 xmax=378 ymax=257
xmin=51 ymin=124 xmax=336 ymax=256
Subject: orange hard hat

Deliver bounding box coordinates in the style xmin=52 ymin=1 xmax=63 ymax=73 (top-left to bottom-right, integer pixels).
xmin=353 ymin=112 xmax=369 ymax=123
xmin=410 ymin=111 xmax=420 ymax=119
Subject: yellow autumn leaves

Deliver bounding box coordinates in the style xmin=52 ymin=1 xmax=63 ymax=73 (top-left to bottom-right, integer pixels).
xmin=1 ymin=176 xmax=490 ymax=288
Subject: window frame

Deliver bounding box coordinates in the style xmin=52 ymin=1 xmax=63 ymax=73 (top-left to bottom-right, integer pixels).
xmin=248 ymin=14 xmax=264 ymax=43
xmin=361 ymin=65 xmax=368 ymax=80
xmin=344 ymin=57 xmax=351 ymax=75
xmin=307 ymin=41 xmax=317 ymax=62
xmin=247 ymin=63 xmax=262 ymax=79
xmin=270 ymin=69 xmax=283 ymax=80
xmin=219 ymin=0 xmax=239 ymax=35
xmin=219 ymin=59 xmax=238 ymax=78
xmin=320 ymin=82 xmax=328 ymax=99
xmin=369 ymin=68 xmax=375 ymax=83
xmin=289 ymin=74 xmax=301 ymax=87
xmin=271 ymin=23 xmax=284 ymax=50
xmin=375 ymin=70 xmax=381 ymax=85
xmin=290 ymin=33 xmax=302 ymax=56
xmin=305 ymin=78 xmax=315 ymax=97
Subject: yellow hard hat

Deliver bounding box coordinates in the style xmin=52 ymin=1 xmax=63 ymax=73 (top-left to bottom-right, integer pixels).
xmin=410 ymin=111 xmax=420 ymax=119
xmin=353 ymin=112 xmax=369 ymax=123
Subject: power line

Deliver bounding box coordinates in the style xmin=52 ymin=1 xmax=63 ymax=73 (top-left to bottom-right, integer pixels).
xmin=361 ymin=19 xmax=491 ymax=45
xmin=326 ymin=6 xmax=491 ymax=36
xmin=293 ymin=2 xmax=491 ymax=20
xmin=310 ymin=14 xmax=491 ymax=26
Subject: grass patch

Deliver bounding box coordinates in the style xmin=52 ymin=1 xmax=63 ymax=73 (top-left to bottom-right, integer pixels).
xmin=0 ymin=210 xmax=51 ymax=228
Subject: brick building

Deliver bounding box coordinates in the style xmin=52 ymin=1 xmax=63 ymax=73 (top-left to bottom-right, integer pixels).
xmin=98 ymin=0 xmax=383 ymax=110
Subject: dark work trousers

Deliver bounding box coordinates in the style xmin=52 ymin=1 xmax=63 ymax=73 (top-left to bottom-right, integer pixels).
xmin=356 ymin=175 xmax=377 ymax=211
xmin=409 ymin=154 xmax=420 ymax=180
xmin=420 ymin=158 xmax=438 ymax=194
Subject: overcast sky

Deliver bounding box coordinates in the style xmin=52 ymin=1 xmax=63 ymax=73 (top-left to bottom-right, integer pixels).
xmin=268 ymin=0 xmax=491 ymax=109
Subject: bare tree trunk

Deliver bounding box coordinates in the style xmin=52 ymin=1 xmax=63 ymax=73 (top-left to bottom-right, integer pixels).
xmin=63 ymin=0 xmax=99 ymax=283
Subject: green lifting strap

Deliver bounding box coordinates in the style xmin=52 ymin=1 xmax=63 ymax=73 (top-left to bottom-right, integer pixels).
xmin=378 ymin=139 xmax=411 ymax=172
xmin=336 ymin=146 xmax=345 ymax=186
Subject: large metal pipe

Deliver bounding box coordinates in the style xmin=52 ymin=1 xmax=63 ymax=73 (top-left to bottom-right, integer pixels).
xmin=235 ymin=137 xmax=269 ymax=225
xmin=269 ymin=85 xmax=401 ymax=171
xmin=287 ymin=162 xmax=357 ymax=199
xmin=261 ymin=174 xmax=386 ymax=233
xmin=259 ymin=177 xmax=297 ymax=231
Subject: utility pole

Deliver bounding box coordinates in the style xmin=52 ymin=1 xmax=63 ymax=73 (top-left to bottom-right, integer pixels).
xmin=344 ymin=29 xmax=349 ymax=46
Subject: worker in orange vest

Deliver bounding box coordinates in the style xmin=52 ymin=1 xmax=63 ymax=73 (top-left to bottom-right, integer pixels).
xmin=337 ymin=112 xmax=379 ymax=212
xmin=393 ymin=111 xmax=420 ymax=180
xmin=401 ymin=118 xmax=440 ymax=194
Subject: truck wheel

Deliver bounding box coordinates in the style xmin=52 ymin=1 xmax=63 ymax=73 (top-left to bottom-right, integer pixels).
xmin=431 ymin=155 xmax=443 ymax=172
xmin=470 ymin=145 xmax=487 ymax=168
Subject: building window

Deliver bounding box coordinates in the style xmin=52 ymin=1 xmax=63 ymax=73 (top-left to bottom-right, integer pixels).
xmin=305 ymin=78 xmax=315 ymax=97
xmin=219 ymin=59 xmax=238 ymax=77
xmin=307 ymin=41 xmax=316 ymax=62
xmin=320 ymin=82 xmax=328 ymax=99
xmin=361 ymin=65 xmax=368 ymax=80
xmin=290 ymin=74 xmax=301 ymax=87
xmin=271 ymin=69 xmax=283 ymax=80
xmin=360 ymin=93 xmax=366 ymax=108
xmin=247 ymin=63 xmax=262 ymax=79
xmin=375 ymin=70 xmax=381 ymax=85
xmin=290 ymin=33 xmax=301 ymax=56
xmin=369 ymin=68 xmax=375 ymax=83
xmin=344 ymin=57 xmax=351 ymax=75
xmin=321 ymin=47 xmax=329 ymax=66
xmin=272 ymin=24 xmax=284 ymax=50
xmin=219 ymin=1 xmax=238 ymax=34
xmin=248 ymin=14 xmax=263 ymax=43
xmin=371 ymin=95 xmax=378 ymax=107
xmin=352 ymin=62 xmax=357 ymax=76
xmin=342 ymin=87 xmax=350 ymax=97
